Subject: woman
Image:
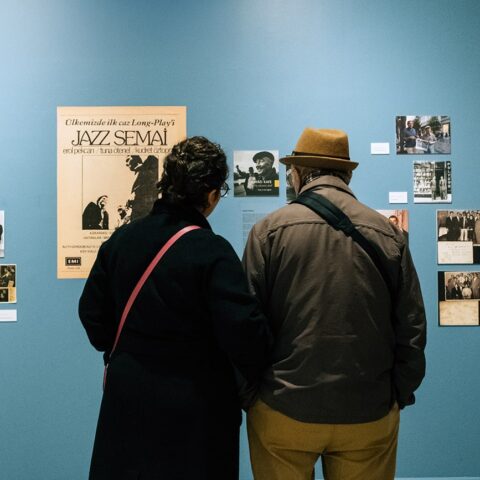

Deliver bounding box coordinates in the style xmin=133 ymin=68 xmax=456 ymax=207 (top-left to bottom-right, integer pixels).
xmin=79 ymin=136 xmax=272 ymax=479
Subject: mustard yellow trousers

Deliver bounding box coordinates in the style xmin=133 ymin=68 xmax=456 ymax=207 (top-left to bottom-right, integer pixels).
xmin=247 ymin=399 xmax=399 ymax=480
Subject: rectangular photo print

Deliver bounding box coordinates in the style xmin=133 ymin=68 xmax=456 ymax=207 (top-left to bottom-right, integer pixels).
xmin=0 ymin=264 xmax=16 ymax=303
xmin=0 ymin=211 xmax=4 ymax=257
xmin=234 ymin=150 xmax=279 ymax=197
xmin=414 ymin=161 xmax=451 ymax=203
xmin=437 ymin=210 xmax=480 ymax=264
xmin=438 ymin=271 xmax=480 ymax=326
xmin=377 ymin=209 xmax=409 ymax=242
xmin=396 ymin=115 xmax=451 ymax=154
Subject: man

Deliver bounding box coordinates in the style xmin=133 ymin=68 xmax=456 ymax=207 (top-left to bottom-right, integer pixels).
xmin=445 ymin=210 xmax=459 ymax=241
xmin=243 ymin=128 xmax=426 ymax=480
xmin=471 ymin=273 xmax=480 ymax=299
xmin=235 ymin=165 xmax=258 ymax=196
xmin=460 ymin=212 xmax=469 ymax=241
xmin=403 ymin=120 xmax=417 ymax=153
xmin=125 ymin=155 xmax=159 ymax=220
xmin=388 ymin=214 xmax=409 ymax=242
xmin=251 ymin=151 xmax=279 ymax=196
xmin=430 ymin=173 xmax=437 ymax=200
xmin=82 ymin=195 xmax=109 ymax=230
xmin=422 ymin=125 xmax=436 ymax=154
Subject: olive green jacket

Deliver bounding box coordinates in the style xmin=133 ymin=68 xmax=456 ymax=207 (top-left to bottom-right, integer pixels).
xmin=242 ymin=175 xmax=426 ymax=423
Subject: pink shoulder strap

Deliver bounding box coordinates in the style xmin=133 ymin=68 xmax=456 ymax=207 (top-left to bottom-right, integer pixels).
xmin=103 ymin=225 xmax=201 ymax=389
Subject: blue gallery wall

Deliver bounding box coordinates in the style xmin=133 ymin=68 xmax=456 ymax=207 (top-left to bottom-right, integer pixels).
xmin=0 ymin=0 xmax=479 ymax=478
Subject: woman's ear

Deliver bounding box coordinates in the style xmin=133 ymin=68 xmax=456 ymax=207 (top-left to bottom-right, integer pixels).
xmin=202 ymin=189 xmax=221 ymax=217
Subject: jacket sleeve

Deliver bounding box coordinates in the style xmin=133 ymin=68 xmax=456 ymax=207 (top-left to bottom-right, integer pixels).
xmin=392 ymin=244 xmax=427 ymax=408
xmin=241 ymin=225 xmax=270 ymax=315
xmin=78 ymin=242 xmax=116 ymax=356
xmin=205 ymin=235 xmax=273 ymax=387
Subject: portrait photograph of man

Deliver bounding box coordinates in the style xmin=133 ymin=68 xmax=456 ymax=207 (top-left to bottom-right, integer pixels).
xmin=234 ymin=150 xmax=279 ymax=197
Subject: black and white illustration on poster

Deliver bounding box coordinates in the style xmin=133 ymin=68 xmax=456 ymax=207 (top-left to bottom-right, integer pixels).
xmin=82 ymin=154 xmax=159 ymax=230
xmin=437 ymin=210 xmax=480 ymax=264
xmin=58 ymin=106 xmax=186 ymax=279
xmin=396 ymin=115 xmax=451 ymax=155
xmin=0 ymin=264 xmax=16 ymax=303
xmin=438 ymin=271 xmax=480 ymax=326
xmin=233 ymin=150 xmax=279 ymax=197
xmin=377 ymin=209 xmax=409 ymax=242
xmin=414 ymin=161 xmax=452 ymax=203
xmin=0 ymin=211 xmax=4 ymax=257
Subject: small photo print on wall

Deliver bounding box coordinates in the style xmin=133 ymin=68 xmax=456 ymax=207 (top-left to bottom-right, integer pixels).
xmin=437 ymin=210 xmax=480 ymax=264
xmin=0 ymin=264 xmax=16 ymax=303
xmin=377 ymin=209 xmax=409 ymax=243
xmin=414 ymin=161 xmax=451 ymax=203
xmin=234 ymin=150 xmax=279 ymax=197
xmin=0 ymin=211 xmax=4 ymax=257
xmin=438 ymin=271 xmax=480 ymax=326
xmin=396 ymin=115 xmax=451 ymax=154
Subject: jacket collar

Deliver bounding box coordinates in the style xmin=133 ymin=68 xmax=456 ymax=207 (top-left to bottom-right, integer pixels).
xmin=150 ymin=199 xmax=212 ymax=230
xmin=299 ymin=175 xmax=357 ymax=199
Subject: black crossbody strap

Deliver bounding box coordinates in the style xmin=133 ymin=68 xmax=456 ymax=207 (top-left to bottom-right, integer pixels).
xmin=293 ymin=190 xmax=394 ymax=300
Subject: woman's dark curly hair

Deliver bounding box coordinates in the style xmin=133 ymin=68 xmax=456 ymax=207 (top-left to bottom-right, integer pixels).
xmin=157 ymin=136 xmax=228 ymax=210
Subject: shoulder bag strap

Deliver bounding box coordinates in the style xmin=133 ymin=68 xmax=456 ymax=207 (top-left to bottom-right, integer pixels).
xmin=293 ymin=190 xmax=395 ymax=301
xmin=103 ymin=224 xmax=201 ymax=389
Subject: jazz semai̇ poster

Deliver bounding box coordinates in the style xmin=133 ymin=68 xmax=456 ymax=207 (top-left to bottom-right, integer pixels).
xmin=57 ymin=106 xmax=187 ymax=279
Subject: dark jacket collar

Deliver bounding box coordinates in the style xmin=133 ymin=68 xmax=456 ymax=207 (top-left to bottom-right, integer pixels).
xmin=150 ymin=199 xmax=212 ymax=230
xmin=299 ymin=175 xmax=357 ymax=199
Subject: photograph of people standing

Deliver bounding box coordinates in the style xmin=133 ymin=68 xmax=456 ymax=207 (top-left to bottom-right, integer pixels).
xmin=413 ymin=161 xmax=452 ymax=203
xmin=396 ymin=115 xmax=451 ymax=154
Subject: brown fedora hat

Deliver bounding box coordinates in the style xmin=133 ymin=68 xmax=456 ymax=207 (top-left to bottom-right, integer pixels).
xmin=280 ymin=128 xmax=358 ymax=171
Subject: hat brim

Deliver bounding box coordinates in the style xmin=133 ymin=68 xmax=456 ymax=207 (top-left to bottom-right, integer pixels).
xmin=280 ymin=154 xmax=358 ymax=171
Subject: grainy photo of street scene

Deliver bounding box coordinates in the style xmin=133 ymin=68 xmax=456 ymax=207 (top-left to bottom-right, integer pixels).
xmin=438 ymin=271 xmax=480 ymax=326
xmin=396 ymin=115 xmax=451 ymax=154
xmin=413 ymin=161 xmax=451 ymax=203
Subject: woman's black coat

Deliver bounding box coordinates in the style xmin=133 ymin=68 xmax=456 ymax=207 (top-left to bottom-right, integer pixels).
xmin=79 ymin=200 xmax=272 ymax=480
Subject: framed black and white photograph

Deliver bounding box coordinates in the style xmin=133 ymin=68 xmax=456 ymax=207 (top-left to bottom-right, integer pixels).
xmin=0 ymin=210 xmax=4 ymax=258
xmin=437 ymin=210 xmax=480 ymax=264
xmin=0 ymin=264 xmax=16 ymax=303
xmin=396 ymin=115 xmax=451 ymax=155
xmin=414 ymin=161 xmax=452 ymax=203
xmin=233 ymin=150 xmax=279 ymax=197
xmin=438 ymin=271 xmax=480 ymax=326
